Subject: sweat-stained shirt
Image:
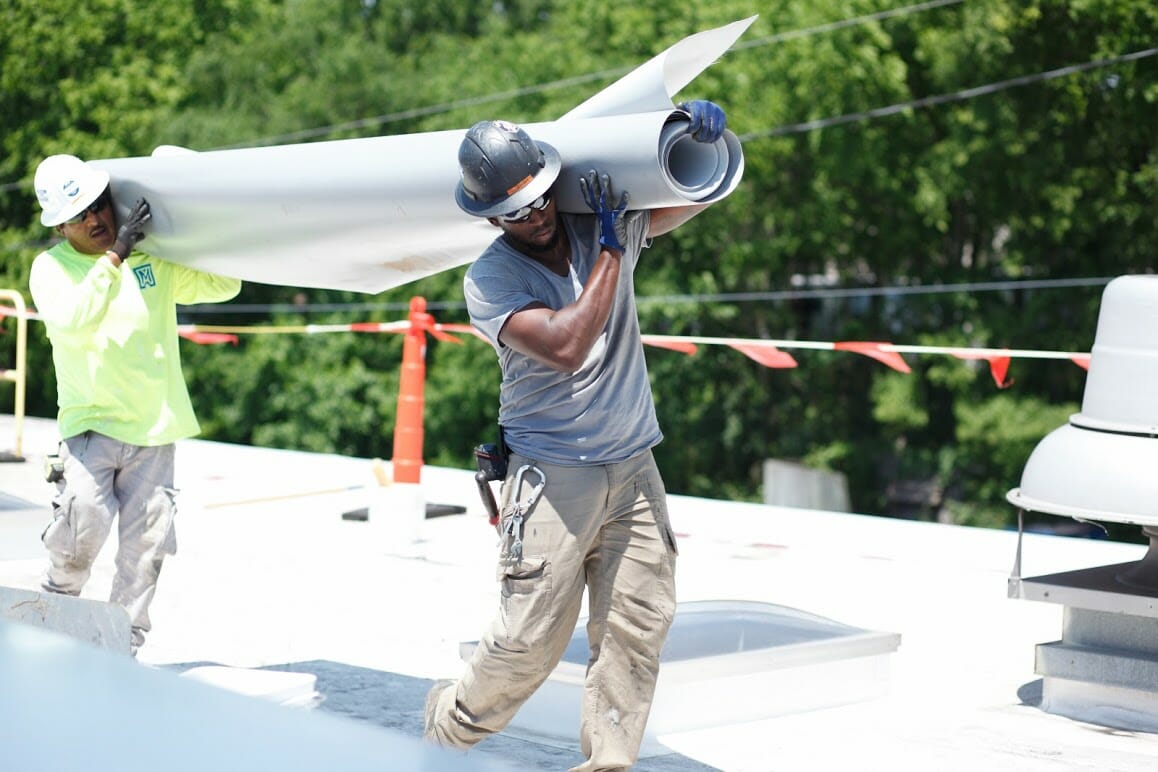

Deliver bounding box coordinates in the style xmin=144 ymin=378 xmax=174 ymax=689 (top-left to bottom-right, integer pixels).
xmin=29 ymin=241 xmax=241 ymax=446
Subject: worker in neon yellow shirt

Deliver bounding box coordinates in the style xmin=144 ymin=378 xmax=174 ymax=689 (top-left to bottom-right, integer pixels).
xmin=29 ymin=154 xmax=241 ymax=655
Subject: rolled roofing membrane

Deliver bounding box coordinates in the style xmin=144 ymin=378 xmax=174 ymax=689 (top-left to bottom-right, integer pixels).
xmin=92 ymin=16 xmax=757 ymax=293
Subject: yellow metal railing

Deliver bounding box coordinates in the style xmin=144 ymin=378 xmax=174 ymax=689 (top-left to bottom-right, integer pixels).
xmin=0 ymin=289 xmax=27 ymax=461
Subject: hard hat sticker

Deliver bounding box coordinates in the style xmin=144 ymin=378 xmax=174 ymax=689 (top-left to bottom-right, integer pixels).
xmin=506 ymin=174 xmax=534 ymax=196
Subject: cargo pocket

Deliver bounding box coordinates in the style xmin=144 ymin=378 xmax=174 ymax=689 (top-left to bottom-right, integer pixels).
xmin=496 ymin=556 xmax=552 ymax=654
xmin=144 ymin=487 xmax=179 ymax=556
xmin=41 ymin=494 xmax=78 ymax=558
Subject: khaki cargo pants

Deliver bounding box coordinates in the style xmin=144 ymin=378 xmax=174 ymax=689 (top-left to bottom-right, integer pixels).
xmin=425 ymin=448 xmax=678 ymax=772
xmin=41 ymin=432 xmax=178 ymax=654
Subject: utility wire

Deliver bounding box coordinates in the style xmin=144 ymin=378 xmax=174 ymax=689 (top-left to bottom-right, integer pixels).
xmin=215 ymin=69 xmax=631 ymax=149
xmin=739 ymin=47 xmax=1158 ymax=140
xmin=177 ymin=276 xmax=1117 ymax=316
xmin=222 ymin=0 xmax=966 ymax=148
xmin=733 ymin=0 xmax=963 ymax=50
xmin=635 ymin=276 xmax=1117 ymax=307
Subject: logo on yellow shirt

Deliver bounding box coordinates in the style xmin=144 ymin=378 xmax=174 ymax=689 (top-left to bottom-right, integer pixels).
xmin=132 ymin=264 xmax=156 ymax=289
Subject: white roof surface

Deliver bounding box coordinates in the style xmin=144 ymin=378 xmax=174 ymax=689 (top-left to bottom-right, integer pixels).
xmin=2 ymin=414 xmax=1157 ymax=771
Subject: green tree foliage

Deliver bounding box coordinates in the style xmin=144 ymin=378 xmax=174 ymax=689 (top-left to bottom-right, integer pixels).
xmin=2 ymin=1 xmax=1154 ymax=538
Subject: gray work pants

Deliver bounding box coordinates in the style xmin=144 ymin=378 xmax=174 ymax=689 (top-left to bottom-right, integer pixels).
xmin=425 ymin=449 xmax=678 ymax=772
xmin=41 ymin=432 xmax=178 ymax=654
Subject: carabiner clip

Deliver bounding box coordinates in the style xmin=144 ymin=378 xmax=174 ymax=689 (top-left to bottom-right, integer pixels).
xmin=511 ymin=464 xmax=546 ymax=512
xmin=502 ymin=464 xmax=547 ymax=562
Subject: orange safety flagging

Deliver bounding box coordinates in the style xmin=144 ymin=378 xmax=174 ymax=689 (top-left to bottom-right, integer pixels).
xmin=392 ymin=297 xmax=429 ymax=483
xmin=832 ymin=341 xmax=912 ymax=373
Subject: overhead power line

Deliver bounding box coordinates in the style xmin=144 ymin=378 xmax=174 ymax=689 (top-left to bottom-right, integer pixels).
xmin=635 ymin=276 xmax=1117 ymax=308
xmin=176 ymin=276 xmax=1117 ymax=316
xmin=733 ymin=0 xmax=962 ymax=50
xmin=739 ymin=47 xmax=1158 ymax=140
xmin=215 ymin=69 xmax=630 ymax=149
xmin=223 ymin=0 xmax=966 ymax=148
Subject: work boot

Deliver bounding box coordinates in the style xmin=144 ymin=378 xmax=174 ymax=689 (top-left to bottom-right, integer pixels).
xmin=423 ymin=678 xmax=456 ymax=739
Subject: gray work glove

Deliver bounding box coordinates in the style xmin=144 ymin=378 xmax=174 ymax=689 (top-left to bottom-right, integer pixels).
xmin=111 ymin=197 xmax=151 ymax=261
xmin=579 ymin=170 xmax=637 ymax=252
xmin=677 ymin=100 xmax=727 ymax=143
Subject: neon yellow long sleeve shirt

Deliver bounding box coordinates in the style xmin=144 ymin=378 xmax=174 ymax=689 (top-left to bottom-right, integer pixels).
xmin=29 ymin=242 xmax=241 ymax=446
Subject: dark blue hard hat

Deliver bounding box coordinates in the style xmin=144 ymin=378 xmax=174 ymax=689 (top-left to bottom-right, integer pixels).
xmin=455 ymin=120 xmax=561 ymax=218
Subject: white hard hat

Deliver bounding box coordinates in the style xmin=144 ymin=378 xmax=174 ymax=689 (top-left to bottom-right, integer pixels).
xmin=34 ymin=154 xmax=111 ymax=226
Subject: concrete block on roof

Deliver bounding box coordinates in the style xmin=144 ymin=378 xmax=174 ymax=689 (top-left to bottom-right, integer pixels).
xmin=763 ymin=459 xmax=851 ymax=512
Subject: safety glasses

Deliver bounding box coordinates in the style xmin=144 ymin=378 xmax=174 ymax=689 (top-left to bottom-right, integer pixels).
xmin=497 ymin=192 xmax=551 ymax=224
xmin=65 ymin=190 xmax=111 ymax=225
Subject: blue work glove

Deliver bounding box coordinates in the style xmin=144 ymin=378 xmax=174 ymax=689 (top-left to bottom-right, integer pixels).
xmin=579 ymin=170 xmax=631 ymax=252
xmin=677 ymin=100 xmax=726 ymax=143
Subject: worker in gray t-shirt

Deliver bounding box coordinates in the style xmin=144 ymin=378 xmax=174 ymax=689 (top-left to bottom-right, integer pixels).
xmin=425 ymin=105 xmax=727 ymax=771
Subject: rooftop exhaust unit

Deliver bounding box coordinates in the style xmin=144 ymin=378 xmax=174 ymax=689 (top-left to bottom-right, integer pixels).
xmin=1007 ymin=274 xmax=1158 ymax=732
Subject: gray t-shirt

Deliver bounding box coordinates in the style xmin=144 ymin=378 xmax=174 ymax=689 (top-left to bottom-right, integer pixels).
xmin=463 ymin=211 xmax=661 ymax=465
